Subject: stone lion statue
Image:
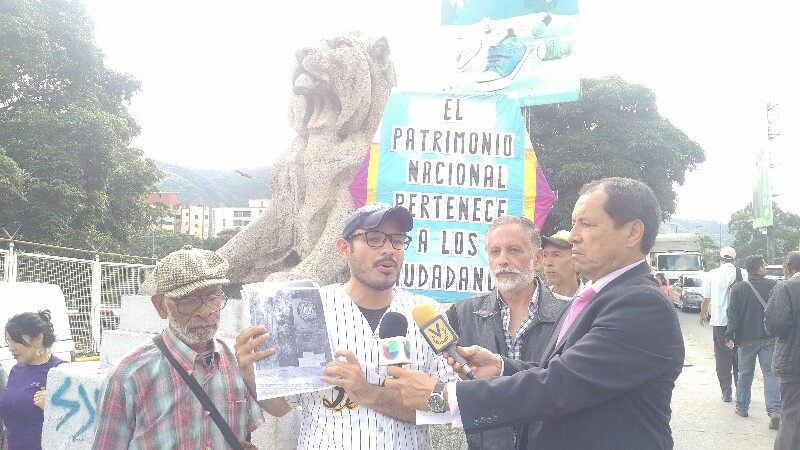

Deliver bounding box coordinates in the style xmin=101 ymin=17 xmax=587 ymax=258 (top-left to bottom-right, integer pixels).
xmin=217 ymin=32 xmax=396 ymax=286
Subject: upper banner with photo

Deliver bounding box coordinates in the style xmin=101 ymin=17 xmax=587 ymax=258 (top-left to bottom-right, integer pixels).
xmin=440 ymin=0 xmax=579 ymax=106
xmin=350 ymin=91 xmax=556 ymax=302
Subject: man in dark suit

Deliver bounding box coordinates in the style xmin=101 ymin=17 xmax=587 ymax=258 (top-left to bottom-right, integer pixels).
xmin=384 ymin=177 xmax=685 ymax=449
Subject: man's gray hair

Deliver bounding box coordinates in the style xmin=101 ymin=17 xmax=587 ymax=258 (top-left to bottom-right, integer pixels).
xmin=485 ymin=215 xmax=542 ymax=251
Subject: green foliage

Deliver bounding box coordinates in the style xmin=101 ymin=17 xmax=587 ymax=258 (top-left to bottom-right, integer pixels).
xmin=204 ymin=227 xmax=242 ymax=251
xmin=0 ymin=146 xmax=25 ymax=209
xmin=122 ymin=229 xmax=205 ymax=261
xmin=526 ymin=76 xmax=705 ymax=234
xmin=698 ymin=234 xmax=721 ymax=270
xmin=0 ymin=0 xmax=162 ymax=248
xmin=729 ymin=203 xmax=800 ymax=264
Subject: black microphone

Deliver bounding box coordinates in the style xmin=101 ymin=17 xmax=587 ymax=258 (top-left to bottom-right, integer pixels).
xmin=378 ymin=312 xmax=411 ymax=366
xmin=412 ymin=304 xmax=476 ymax=380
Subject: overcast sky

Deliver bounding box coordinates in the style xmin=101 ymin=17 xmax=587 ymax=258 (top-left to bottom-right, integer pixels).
xmin=82 ymin=0 xmax=800 ymax=222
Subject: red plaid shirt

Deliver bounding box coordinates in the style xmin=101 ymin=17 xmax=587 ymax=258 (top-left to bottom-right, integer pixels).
xmin=93 ymin=329 xmax=263 ymax=450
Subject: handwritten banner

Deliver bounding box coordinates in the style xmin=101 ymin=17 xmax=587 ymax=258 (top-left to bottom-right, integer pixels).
xmin=351 ymin=91 xmax=555 ymax=302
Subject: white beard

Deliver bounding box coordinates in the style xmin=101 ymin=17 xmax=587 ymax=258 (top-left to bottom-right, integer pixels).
xmin=166 ymin=308 xmax=219 ymax=346
xmin=492 ymin=263 xmax=537 ymax=293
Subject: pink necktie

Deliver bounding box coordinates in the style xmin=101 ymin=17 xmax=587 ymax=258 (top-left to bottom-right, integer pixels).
xmin=556 ymin=287 xmax=597 ymax=345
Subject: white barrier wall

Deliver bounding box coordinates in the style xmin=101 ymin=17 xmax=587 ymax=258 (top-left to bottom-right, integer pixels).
xmin=42 ymin=295 xmax=302 ymax=449
xmin=42 ymin=362 xmax=105 ymax=449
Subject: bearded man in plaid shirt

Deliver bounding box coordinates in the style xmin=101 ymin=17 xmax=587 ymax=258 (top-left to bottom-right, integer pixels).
xmin=93 ymin=245 xmax=287 ymax=450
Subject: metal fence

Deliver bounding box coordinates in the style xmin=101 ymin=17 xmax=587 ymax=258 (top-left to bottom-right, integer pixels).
xmin=0 ymin=241 xmax=154 ymax=357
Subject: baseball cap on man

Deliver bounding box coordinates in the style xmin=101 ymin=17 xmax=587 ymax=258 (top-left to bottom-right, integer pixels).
xmin=542 ymin=230 xmax=572 ymax=249
xmin=342 ymin=203 xmax=414 ymax=238
xmin=149 ymin=244 xmax=230 ymax=298
xmin=720 ymin=247 xmax=737 ymax=260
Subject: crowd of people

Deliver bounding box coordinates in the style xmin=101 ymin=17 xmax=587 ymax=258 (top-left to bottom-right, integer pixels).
xmin=4 ymin=176 xmax=798 ymax=449
xmin=700 ymin=246 xmax=800 ymax=448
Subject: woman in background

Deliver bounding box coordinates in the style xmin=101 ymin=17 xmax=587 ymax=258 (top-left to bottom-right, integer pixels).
xmin=0 ymin=311 xmax=64 ymax=450
xmin=655 ymin=272 xmax=671 ymax=297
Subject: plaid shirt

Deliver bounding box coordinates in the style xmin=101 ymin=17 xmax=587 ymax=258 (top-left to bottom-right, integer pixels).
xmin=498 ymin=283 xmax=540 ymax=360
xmin=93 ymin=328 xmax=263 ymax=450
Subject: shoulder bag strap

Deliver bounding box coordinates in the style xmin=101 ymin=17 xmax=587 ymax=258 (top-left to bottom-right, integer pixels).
xmin=153 ymin=335 xmax=245 ymax=450
xmin=745 ymin=281 xmax=768 ymax=309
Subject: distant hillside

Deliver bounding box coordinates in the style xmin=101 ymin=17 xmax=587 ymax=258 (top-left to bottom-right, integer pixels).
xmin=155 ymin=162 xmax=272 ymax=207
xmin=152 ymin=163 xmax=734 ymax=245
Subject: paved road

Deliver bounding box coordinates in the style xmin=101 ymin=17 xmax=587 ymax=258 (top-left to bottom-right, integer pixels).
xmin=672 ymin=305 xmax=776 ymax=450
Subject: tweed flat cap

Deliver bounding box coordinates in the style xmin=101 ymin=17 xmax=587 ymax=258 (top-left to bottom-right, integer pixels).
xmin=150 ymin=244 xmax=229 ymax=298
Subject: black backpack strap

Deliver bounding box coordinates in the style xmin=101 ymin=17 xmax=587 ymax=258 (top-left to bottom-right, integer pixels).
xmin=152 ymin=335 xmax=244 ymax=450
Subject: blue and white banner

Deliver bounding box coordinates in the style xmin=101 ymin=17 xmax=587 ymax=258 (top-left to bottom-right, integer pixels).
xmin=440 ymin=0 xmax=580 ymax=106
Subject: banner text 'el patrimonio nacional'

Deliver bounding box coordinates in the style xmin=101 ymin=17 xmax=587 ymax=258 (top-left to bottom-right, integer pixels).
xmin=350 ymin=91 xmax=555 ymax=302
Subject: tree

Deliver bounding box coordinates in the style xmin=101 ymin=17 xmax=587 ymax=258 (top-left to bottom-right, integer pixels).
xmin=204 ymin=227 xmax=242 ymax=251
xmin=525 ymin=76 xmax=705 ymax=233
xmin=728 ymin=203 xmax=800 ymax=264
xmin=122 ymin=229 xmax=206 ymax=261
xmin=698 ymin=233 xmax=721 ymax=271
xmin=0 ymin=0 xmax=162 ymax=249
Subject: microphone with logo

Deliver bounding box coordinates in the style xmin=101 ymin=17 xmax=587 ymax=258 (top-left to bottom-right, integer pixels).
xmin=378 ymin=311 xmax=412 ymax=368
xmin=412 ymin=304 xmax=477 ymax=380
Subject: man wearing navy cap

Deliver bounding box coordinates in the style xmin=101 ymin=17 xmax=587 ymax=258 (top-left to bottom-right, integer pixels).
xmin=236 ymin=203 xmax=454 ymax=450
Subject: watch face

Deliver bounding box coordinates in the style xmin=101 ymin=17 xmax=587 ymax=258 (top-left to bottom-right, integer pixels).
xmin=428 ymin=394 xmax=445 ymax=413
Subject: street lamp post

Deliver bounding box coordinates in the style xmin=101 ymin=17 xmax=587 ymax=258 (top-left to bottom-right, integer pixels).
xmin=235 ymin=170 xmax=270 ymax=197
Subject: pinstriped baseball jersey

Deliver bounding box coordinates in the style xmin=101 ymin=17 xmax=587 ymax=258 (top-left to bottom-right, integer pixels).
xmin=293 ymin=284 xmax=453 ymax=450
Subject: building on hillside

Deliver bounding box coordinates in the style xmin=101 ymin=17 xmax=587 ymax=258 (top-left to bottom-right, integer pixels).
xmin=146 ymin=192 xmax=179 ymax=232
xmin=210 ymin=201 xmax=269 ymax=238
xmin=176 ymin=204 xmax=211 ymax=239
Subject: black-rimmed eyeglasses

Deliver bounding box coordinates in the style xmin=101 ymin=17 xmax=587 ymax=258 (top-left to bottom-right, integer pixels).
xmin=348 ymin=231 xmax=412 ymax=250
xmin=168 ymin=292 xmax=228 ymax=315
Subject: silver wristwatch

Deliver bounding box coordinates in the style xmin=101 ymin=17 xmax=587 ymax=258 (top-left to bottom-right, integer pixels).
xmin=427 ymin=381 xmax=446 ymax=413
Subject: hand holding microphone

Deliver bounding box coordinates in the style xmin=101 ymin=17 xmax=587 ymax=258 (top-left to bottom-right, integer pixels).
xmin=411 ymin=304 xmax=477 ymax=380
xmin=378 ymin=312 xmax=411 ymax=367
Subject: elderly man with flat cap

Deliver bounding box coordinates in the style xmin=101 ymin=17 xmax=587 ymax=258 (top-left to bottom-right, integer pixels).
xmin=94 ymin=245 xmax=272 ymax=450
xmin=541 ymin=230 xmax=584 ymax=301
xmin=236 ymin=203 xmax=454 ymax=450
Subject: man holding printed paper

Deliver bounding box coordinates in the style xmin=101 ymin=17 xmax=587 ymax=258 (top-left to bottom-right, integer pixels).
xmin=236 ymin=203 xmax=454 ymax=450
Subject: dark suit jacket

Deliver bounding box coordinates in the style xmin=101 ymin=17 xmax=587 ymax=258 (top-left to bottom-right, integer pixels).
xmin=456 ymin=262 xmax=685 ymax=450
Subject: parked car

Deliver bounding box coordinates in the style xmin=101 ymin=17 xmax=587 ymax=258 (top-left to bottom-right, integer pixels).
xmin=765 ymin=265 xmax=785 ymax=281
xmin=673 ymin=273 xmax=704 ymax=312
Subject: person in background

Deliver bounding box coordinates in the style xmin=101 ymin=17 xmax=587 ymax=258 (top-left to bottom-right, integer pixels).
xmin=655 ymin=272 xmax=671 ymax=297
xmin=445 ymin=216 xmax=569 ymax=449
xmin=0 ymin=364 xmax=6 ymax=448
xmin=765 ymin=251 xmax=800 ymax=449
xmin=0 ymin=311 xmax=65 ymax=450
xmin=725 ymin=255 xmax=780 ymax=427
xmin=541 ymin=229 xmax=584 ymax=301
xmin=700 ymin=247 xmax=745 ymax=403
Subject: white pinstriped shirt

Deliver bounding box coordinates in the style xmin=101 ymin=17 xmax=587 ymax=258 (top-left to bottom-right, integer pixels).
xmin=293 ymin=284 xmax=453 ymax=450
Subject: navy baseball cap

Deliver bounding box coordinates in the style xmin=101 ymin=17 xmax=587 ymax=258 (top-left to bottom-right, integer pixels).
xmin=343 ymin=203 xmax=413 ymax=238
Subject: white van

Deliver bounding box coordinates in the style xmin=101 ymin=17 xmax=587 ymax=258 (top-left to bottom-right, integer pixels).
xmin=0 ymin=282 xmax=75 ymax=371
